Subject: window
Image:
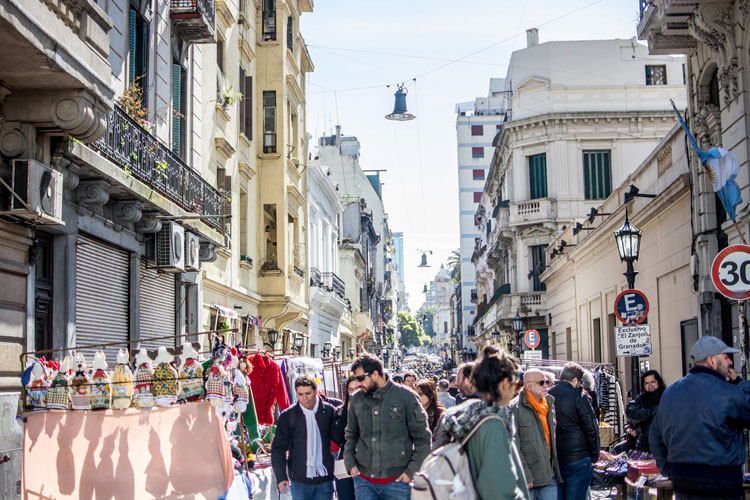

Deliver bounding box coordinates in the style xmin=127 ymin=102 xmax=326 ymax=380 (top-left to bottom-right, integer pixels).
xmin=472 ymin=169 xmax=485 ymax=180
xmin=583 ymin=150 xmax=611 ymax=200
xmin=530 ymin=245 xmax=546 ymax=292
xmin=593 ymin=318 xmax=602 ymax=363
xmin=263 ymin=91 xmax=277 ymax=153
xmin=444 ymin=322 xmax=448 ymax=334
xmin=645 ymin=65 xmax=667 ymax=85
xmin=240 ymin=188 xmax=248 ymax=259
xmin=472 ymin=147 xmax=484 ymax=158
xmin=287 ymin=16 xmax=293 ymax=51
xmin=217 ymin=38 xmax=224 ymax=74
xmin=528 ymin=154 xmax=547 ymax=199
xmin=262 ymin=0 xmax=276 ymax=41
xmin=171 ymin=62 xmax=186 ymax=158
xmin=128 ymin=8 xmax=149 ymax=102
xmin=471 ymin=125 xmax=483 ymax=136
xmin=34 ymin=234 xmax=53 ymax=354
xmin=239 ymin=70 xmax=252 ymax=138
xmin=473 ymin=192 xmax=482 ymax=203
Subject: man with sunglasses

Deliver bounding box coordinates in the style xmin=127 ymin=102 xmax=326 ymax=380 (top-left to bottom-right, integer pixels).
xmin=511 ymin=369 xmax=562 ymax=500
xmin=344 ymin=354 xmax=431 ymax=500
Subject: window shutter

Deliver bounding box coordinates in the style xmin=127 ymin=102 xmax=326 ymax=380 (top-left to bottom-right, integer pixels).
xmin=583 ymin=151 xmax=611 ymax=200
xmin=245 ymin=76 xmax=253 ymax=138
xmin=171 ymin=64 xmax=181 ymax=153
xmin=529 ymin=154 xmax=547 ymax=199
xmin=239 ymin=68 xmax=246 ymax=134
xmin=137 ymin=16 xmax=148 ymax=83
xmin=129 ymin=9 xmax=137 ymax=84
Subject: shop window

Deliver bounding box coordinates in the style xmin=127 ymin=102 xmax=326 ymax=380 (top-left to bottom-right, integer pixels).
xmin=528 ymin=154 xmax=547 ymax=199
xmin=583 ymin=150 xmax=611 ymax=200
xmin=645 ymin=65 xmax=667 ymax=85
xmin=472 ymin=169 xmax=485 ymax=180
xmin=473 ymin=192 xmax=482 ymax=203
xmin=472 ymin=147 xmax=484 ymax=158
xmin=471 ymin=125 xmax=483 ymax=136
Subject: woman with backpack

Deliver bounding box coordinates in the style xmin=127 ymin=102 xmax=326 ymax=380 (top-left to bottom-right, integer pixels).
xmin=443 ymin=346 xmax=529 ymax=499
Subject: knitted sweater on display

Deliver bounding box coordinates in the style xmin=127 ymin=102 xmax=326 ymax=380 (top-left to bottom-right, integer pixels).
xmin=249 ymin=352 xmax=290 ymax=424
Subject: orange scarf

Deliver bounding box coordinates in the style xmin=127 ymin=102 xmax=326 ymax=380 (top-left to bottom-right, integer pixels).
xmin=525 ymin=389 xmax=550 ymax=451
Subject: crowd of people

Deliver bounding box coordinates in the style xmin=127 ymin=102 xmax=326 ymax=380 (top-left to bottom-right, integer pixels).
xmin=270 ymin=336 xmax=750 ymax=500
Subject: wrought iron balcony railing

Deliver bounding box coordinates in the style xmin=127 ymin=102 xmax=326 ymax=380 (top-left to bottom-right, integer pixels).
xmin=92 ymin=104 xmax=224 ymax=231
xmin=170 ymin=0 xmax=216 ymax=44
xmin=310 ymin=267 xmax=323 ymax=287
xmin=322 ymin=272 xmax=346 ymax=300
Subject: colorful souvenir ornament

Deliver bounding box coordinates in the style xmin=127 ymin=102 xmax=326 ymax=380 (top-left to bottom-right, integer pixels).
xmin=152 ymin=347 xmax=180 ymax=407
xmin=89 ymin=351 xmax=112 ymax=410
xmin=232 ymin=354 xmax=249 ymax=414
xmin=112 ymin=348 xmax=134 ymax=410
xmin=133 ymin=348 xmax=155 ymax=408
xmin=205 ymin=344 xmax=230 ymax=409
xmin=179 ymin=341 xmax=204 ymax=402
xmin=46 ymin=356 xmax=72 ymax=412
xmin=70 ymin=353 xmax=92 ymax=411
xmin=24 ymin=358 xmax=50 ymax=410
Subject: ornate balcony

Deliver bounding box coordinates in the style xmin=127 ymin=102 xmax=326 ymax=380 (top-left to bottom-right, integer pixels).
xmin=91 ymin=104 xmax=224 ymax=231
xmin=509 ymin=198 xmax=557 ymax=227
xmin=637 ymin=0 xmax=699 ymax=55
xmin=322 ymin=272 xmax=346 ymax=300
xmin=171 ymin=0 xmax=216 ymax=44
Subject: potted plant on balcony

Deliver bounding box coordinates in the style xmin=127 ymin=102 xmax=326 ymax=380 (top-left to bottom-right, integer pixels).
xmin=218 ymin=85 xmax=243 ymax=109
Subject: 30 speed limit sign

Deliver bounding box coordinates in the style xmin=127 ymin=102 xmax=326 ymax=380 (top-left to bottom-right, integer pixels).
xmin=712 ymin=244 xmax=750 ymax=300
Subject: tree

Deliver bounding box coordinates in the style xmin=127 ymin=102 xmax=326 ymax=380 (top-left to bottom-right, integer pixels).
xmin=447 ymin=248 xmax=461 ymax=284
xmin=398 ymin=311 xmax=431 ymax=347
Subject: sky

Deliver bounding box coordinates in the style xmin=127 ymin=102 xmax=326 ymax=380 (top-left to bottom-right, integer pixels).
xmin=301 ymin=0 xmax=642 ymax=311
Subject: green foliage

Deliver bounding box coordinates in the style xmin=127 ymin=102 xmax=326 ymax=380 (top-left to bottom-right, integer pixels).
xmin=398 ymin=311 xmax=431 ymax=347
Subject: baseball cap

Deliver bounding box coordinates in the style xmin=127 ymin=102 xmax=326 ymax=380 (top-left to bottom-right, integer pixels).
xmin=690 ymin=336 xmax=739 ymax=361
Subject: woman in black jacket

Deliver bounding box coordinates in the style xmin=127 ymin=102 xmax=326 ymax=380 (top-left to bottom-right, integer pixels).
xmin=625 ymin=369 xmax=666 ymax=453
xmin=331 ymin=377 xmax=359 ymax=500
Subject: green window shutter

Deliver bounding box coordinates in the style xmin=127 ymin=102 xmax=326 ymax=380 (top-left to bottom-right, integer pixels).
xmin=171 ymin=64 xmax=181 ymax=153
xmin=584 ymin=153 xmax=592 ymax=199
xmin=239 ymin=68 xmax=246 ymax=135
xmin=245 ymin=76 xmax=252 ymax=138
xmin=129 ymin=9 xmax=136 ymax=84
xmin=529 ymin=154 xmax=547 ymax=199
xmin=583 ymin=151 xmax=611 ymax=199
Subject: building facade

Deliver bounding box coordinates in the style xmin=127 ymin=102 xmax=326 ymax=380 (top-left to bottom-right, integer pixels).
xmin=472 ymin=32 xmax=686 ymax=357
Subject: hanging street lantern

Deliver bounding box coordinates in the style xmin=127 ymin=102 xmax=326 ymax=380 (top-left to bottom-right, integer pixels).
xmin=613 ymin=209 xmax=642 ymax=289
xmin=491 ymin=330 xmax=501 ymax=342
xmin=422 ymin=284 xmax=428 ymax=293
xmin=418 ymin=252 xmax=430 ymax=267
xmin=385 ymin=83 xmax=416 ymax=121
xmin=323 ymin=341 xmax=332 ymax=357
xmin=348 ymin=348 xmax=355 ymax=358
xmin=265 ymin=329 xmax=279 ymax=350
xmin=293 ymin=334 xmax=304 ymax=354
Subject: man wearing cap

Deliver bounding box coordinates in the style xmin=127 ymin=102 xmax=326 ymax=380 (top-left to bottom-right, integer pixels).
xmin=650 ymin=337 xmax=750 ymax=500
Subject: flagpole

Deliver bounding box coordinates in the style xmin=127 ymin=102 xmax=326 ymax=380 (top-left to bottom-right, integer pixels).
xmin=733 ymin=220 xmax=749 ymax=246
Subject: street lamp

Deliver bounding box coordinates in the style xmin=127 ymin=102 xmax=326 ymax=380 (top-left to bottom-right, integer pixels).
xmin=333 ymin=345 xmax=342 ymax=360
xmin=293 ymin=334 xmax=304 ymax=355
xmin=613 ymin=209 xmax=643 ymax=395
xmin=512 ymin=313 xmax=524 ymax=356
xmin=614 ymin=209 xmax=642 ymax=289
xmin=265 ymin=329 xmax=279 ymax=350
xmin=491 ymin=329 xmax=501 ymax=343
xmin=348 ymin=347 xmax=355 ymax=359
xmin=323 ymin=341 xmax=332 ymax=358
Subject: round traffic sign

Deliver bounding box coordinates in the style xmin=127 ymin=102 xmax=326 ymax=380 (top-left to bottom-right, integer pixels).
xmin=524 ymin=329 xmax=540 ymax=349
xmin=711 ymin=244 xmax=750 ymax=300
xmin=614 ymin=289 xmax=649 ymax=324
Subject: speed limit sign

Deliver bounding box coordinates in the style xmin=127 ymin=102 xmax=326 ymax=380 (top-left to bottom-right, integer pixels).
xmin=712 ymin=244 xmax=750 ymax=299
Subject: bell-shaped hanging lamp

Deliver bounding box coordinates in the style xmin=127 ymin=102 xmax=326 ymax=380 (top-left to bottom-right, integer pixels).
xmin=385 ymin=83 xmax=416 ymax=121
xmin=422 ymin=284 xmax=428 ymax=293
xmin=418 ymin=251 xmax=430 ymax=268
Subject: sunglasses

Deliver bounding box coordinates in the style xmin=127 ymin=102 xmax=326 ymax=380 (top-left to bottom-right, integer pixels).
xmin=353 ymin=372 xmax=371 ymax=382
xmin=535 ymin=379 xmax=553 ymax=386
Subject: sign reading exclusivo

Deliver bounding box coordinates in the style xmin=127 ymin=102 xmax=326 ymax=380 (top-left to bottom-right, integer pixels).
xmin=615 ymin=324 xmax=652 ymax=357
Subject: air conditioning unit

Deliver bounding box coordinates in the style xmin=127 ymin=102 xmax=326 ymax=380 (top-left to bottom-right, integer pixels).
xmin=7 ymin=159 xmax=64 ymax=225
xmin=185 ymin=231 xmax=200 ymax=271
xmin=155 ymin=221 xmax=185 ymax=272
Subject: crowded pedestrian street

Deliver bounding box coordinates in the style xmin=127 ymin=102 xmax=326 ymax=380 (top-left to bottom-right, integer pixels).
xmin=4 ymin=0 xmax=750 ymax=499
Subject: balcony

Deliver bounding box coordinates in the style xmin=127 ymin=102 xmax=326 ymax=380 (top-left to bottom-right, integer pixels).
xmin=509 ymin=198 xmax=557 ymax=227
xmin=636 ymin=0 xmax=698 ymax=55
xmin=91 ymin=104 xmax=224 ymax=231
xmin=310 ymin=267 xmax=323 ymax=287
xmin=310 ymin=268 xmax=347 ymax=316
xmin=171 ymin=0 xmax=216 ymax=44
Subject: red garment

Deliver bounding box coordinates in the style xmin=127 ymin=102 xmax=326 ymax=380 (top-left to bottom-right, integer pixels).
xmin=359 ymin=474 xmax=398 ymax=484
xmin=248 ymin=352 xmax=290 ymax=424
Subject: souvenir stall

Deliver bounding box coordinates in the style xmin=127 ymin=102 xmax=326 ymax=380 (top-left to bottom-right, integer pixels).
xmin=18 ymin=328 xmax=299 ymax=500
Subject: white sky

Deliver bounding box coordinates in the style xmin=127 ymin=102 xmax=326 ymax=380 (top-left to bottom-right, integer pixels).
xmin=301 ymin=0 xmax=641 ymax=311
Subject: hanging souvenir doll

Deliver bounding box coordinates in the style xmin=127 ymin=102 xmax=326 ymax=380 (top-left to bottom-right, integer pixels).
xmin=46 ymin=355 xmax=72 ymax=411
xmin=232 ymin=352 xmax=249 ymax=414
xmin=23 ymin=358 xmax=50 ymax=410
xmin=205 ymin=342 xmax=229 ymax=409
xmin=70 ymin=352 xmax=91 ymax=411
xmin=152 ymin=347 xmax=180 ymax=407
xmin=133 ymin=348 xmax=155 ymax=408
xmin=112 ymin=348 xmax=134 ymax=409
xmin=90 ymin=351 xmax=112 ymax=410
xmin=179 ymin=341 xmax=204 ymax=402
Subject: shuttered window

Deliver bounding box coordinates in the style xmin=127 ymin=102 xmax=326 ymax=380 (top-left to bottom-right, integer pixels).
xmin=528 ymin=154 xmax=547 ymax=199
xmin=287 ymin=16 xmax=293 ymax=51
xmin=239 ymin=71 xmax=252 ymax=138
xmin=171 ymin=63 xmax=186 ymax=157
xmin=129 ymin=8 xmax=148 ymax=99
xmin=139 ymin=260 xmax=176 ymax=350
xmin=583 ymin=150 xmax=611 ymax=200
xmin=531 ymin=244 xmax=546 ymax=292
xmin=263 ymin=91 xmax=276 ymax=153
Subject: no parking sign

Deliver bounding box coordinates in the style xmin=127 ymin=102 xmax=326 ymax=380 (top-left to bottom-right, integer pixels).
xmin=614 ymin=289 xmax=649 ymax=325
xmin=524 ymin=329 xmax=541 ymax=349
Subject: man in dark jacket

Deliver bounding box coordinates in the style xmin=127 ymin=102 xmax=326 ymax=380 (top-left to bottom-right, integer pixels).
xmin=625 ymin=369 xmax=665 ymax=453
xmin=345 ymin=354 xmax=431 ymax=500
xmin=271 ymin=375 xmax=337 ymax=500
xmin=548 ymin=362 xmax=599 ymax=500
xmin=512 ymin=369 xmax=562 ymax=500
xmin=650 ymin=337 xmax=750 ymax=499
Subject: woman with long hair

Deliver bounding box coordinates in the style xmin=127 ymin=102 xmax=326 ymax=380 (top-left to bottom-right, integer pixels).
xmin=331 ymin=377 xmax=360 ymax=500
xmin=415 ymin=378 xmax=445 ymax=437
xmin=626 ymin=369 xmax=666 ymax=453
xmin=443 ymin=346 xmax=529 ymax=499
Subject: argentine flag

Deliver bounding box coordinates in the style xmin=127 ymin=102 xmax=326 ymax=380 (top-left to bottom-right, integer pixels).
xmin=671 ymin=100 xmax=743 ymax=221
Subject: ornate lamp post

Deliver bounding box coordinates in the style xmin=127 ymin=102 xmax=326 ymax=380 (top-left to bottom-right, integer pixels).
xmin=348 ymin=347 xmax=355 ymax=359
xmin=512 ymin=313 xmax=524 ymax=356
xmin=265 ymin=329 xmax=279 ymax=350
xmin=293 ymin=334 xmax=304 ymax=355
xmin=322 ymin=341 xmax=332 ymax=358
xmin=333 ymin=345 xmax=342 ymax=360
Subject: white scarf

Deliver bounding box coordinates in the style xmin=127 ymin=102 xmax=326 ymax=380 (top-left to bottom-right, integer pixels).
xmin=300 ymin=398 xmax=327 ymax=478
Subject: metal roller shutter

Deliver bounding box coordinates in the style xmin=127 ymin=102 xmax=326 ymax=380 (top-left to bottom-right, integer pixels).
xmin=75 ymin=233 xmax=130 ymax=365
xmin=139 ymin=260 xmax=176 ymax=350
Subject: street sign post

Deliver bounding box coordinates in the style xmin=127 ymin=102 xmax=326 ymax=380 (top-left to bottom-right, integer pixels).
xmin=614 ymin=289 xmax=649 ymax=324
xmin=524 ymin=329 xmax=541 ymax=349
xmin=711 ymin=244 xmax=750 ymax=300
xmin=615 ymin=324 xmax=652 ymax=357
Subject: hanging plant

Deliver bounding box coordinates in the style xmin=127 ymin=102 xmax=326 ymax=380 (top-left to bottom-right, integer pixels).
xmin=219 ymin=85 xmax=243 ymax=108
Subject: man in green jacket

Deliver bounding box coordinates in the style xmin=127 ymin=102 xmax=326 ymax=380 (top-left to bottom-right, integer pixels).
xmin=345 ymin=354 xmax=432 ymax=500
xmin=511 ymin=369 xmax=563 ymax=500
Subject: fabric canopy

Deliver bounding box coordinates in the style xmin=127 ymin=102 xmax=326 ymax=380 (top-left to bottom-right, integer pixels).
xmin=23 ymin=402 xmax=233 ymax=499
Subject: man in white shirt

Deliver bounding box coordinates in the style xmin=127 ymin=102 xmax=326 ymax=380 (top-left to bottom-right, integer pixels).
xmin=436 ymin=379 xmax=456 ymax=408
